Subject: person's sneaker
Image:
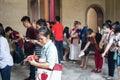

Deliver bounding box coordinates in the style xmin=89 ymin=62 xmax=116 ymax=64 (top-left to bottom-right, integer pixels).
xmin=106 ymin=76 xmax=113 ymax=80
xmin=60 ymin=61 xmax=65 ymax=64
xmin=103 ymin=75 xmax=108 ymax=78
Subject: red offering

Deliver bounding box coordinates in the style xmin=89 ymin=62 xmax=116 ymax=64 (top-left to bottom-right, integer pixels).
xmin=28 ymin=55 xmax=38 ymax=61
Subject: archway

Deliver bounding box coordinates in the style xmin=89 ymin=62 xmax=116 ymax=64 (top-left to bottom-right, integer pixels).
xmin=86 ymin=5 xmax=104 ymax=32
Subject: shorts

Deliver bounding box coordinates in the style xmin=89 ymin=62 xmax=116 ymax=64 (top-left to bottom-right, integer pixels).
xmin=84 ymin=47 xmax=91 ymax=56
xmin=117 ymin=56 xmax=120 ymax=66
xmin=83 ymin=43 xmax=94 ymax=56
xmin=63 ymin=44 xmax=69 ymax=49
xmin=81 ymin=42 xmax=86 ymax=50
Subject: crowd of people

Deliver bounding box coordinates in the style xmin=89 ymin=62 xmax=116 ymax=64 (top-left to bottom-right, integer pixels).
xmin=0 ymin=15 xmax=120 ymax=80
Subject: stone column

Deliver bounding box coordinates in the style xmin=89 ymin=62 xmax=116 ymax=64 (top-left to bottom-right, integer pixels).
xmin=44 ymin=0 xmax=49 ymax=21
xmin=38 ymin=0 xmax=40 ymax=19
xmin=50 ymin=0 xmax=55 ymax=22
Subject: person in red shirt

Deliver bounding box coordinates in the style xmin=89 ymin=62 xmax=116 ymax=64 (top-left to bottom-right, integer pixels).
xmin=5 ymin=27 xmax=24 ymax=64
xmin=52 ymin=16 xmax=64 ymax=63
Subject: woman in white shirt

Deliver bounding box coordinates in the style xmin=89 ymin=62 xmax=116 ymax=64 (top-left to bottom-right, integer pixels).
xmin=0 ymin=23 xmax=13 ymax=80
xmin=63 ymin=27 xmax=70 ymax=61
xmin=28 ymin=27 xmax=59 ymax=80
xmin=102 ymin=22 xmax=120 ymax=80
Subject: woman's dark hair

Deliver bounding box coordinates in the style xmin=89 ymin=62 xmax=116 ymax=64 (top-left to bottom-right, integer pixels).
xmin=63 ymin=26 xmax=69 ymax=39
xmin=46 ymin=21 xmax=52 ymax=28
xmin=21 ymin=16 xmax=30 ymax=22
xmin=87 ymin=28 xmax=93 ymax=35
xmin=0 ymin=23 xmax=5 ymax=37
xmin=112 ymin=21 xmax=120 ymax=29
xmin=112 ymin=21 xmax=119 ymax=26
xmin=55 ymin=16 xmax=60 ymax=22
xmin=36 ymin=19 xmax=46 ymax=27
xmin=105 ymin=20 xmax=112 ymax=25
xmin=102 ymin=23 xmax=112 ymax=29
xmin=114 ymin=24 xmax=120 ymax=34
xmin=5 ymin=26 xmax=13 ymax=33
xmin=50 ymin=21 xmax=55 ymax=25
xmin=38 ymin=26 xmax=50 ymax=37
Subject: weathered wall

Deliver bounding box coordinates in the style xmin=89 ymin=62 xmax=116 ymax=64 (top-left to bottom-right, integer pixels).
xmin=0 ymin=0 xmax=27 ymax=34
xmin=106 ymin=0 xmax=120 ymax=22
xmin=87 ymin=8 xmax=97 ymax=32
xmin=61 ymin=0 xmax=105 ymax=29
xmin=1 ymin=0 xmax=120 ymax=33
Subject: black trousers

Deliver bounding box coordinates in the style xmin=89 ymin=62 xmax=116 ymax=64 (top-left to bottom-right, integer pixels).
xmin=25 ymin=49 xmax=35 ymax=80
xmin=108 ymin=51 xmax=115 ymax=77
xmin=55 ymin=40 xmax=63 ymax=63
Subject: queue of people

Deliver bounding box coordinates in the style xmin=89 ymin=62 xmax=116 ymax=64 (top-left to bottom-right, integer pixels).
xmin=0 ymin=16 xmax=120 ymax=80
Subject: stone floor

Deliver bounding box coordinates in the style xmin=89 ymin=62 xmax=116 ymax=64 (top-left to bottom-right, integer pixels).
xmin=0 ymin=56 xmax=118 ymax=80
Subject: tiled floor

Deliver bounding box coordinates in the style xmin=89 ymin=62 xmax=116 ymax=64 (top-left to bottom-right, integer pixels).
xmin=0 ymin=56 xmax=118 ymax=80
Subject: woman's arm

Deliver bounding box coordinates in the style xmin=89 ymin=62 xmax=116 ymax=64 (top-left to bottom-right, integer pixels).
xmin=102 ymin=37 xmax=113 ymax=57
xmin=30 ymin=39 xmax=42 ymax=46
xmin=29 ymin=60 xmax=49 ymax=69
xmin=99 ymin=34 xmax=107 ymax=49
xmin=82 ymin=41 xmax=91 ymax=52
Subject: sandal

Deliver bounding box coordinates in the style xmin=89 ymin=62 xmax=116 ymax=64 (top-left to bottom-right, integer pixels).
xmin=82 ymin=66 xmax=87 ymax=70
xmin=91 ymin=69 xmax=97 ymax=72
xmin=80 ymin=64 xmax=84 ymax=68
xmin=95 ymin=69 xmax=101 ymax=73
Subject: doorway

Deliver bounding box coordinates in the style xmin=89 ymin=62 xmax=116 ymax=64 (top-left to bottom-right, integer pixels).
xmin=86 ymin=5 xmax=104 ymax=32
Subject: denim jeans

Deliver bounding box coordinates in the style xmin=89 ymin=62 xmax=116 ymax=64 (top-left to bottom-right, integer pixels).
xmin=55 ymin=40 xmax=63 ymax=63
xmin=15 ymin=43 xmax=23 ymax=63
xmin=0 ymin=65 xmax=12 ymax=80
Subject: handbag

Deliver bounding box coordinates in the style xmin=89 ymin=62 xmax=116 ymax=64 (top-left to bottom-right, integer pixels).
xmin=36 ymin=42 xmax=62 ymax=80
xmin=113 ymin=51 xmax=118 ymax=60
xmin=36 ymin=64 xmax=62 ymax=80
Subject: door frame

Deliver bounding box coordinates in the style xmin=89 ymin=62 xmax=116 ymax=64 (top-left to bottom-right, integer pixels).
xmin=85 ymin=4 xmax=104 ymax=29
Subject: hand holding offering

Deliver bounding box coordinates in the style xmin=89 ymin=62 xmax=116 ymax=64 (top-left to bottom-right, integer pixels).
xmin=27 ymin=55 xmax=39 ymax=61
